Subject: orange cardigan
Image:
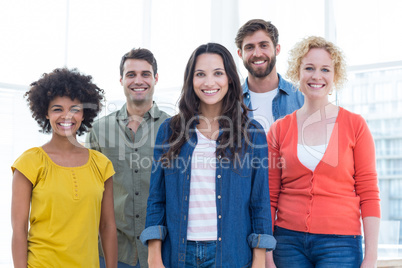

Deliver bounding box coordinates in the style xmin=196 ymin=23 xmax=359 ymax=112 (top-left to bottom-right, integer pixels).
xmin=267 ymin=107 xmax=380 ymax=235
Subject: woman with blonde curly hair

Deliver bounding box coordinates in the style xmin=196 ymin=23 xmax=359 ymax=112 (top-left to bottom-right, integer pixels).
xmin=266 ymin=36 xmax=380 ymax=267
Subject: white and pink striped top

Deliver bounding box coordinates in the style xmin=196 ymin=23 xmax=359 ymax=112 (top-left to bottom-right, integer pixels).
xmin=186 ymin=128 xmax=217 ymax=241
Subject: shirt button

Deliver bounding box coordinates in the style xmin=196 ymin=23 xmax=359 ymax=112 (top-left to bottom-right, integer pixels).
xmin=135 ymin=148 xmax=138 ymax=152
xmin=135 ymin=192 xmax=139 ymax=195
xmin=137 ymin=236 xmax=140 ymax=239
xmin=135 ymin=169 xmax=139 ymax=173
xmin=217 ymin=195 xmax=221 ymax=199
xmin=136 ymin=215 xmax=139 ymax=218
xmin=218 ymin=155 xmax=221 ymax=159
xmin=217 ymin=175 xmax=221 ymax=179
xmin=218 ymin=215 xmax=222 ymax=219
xmin=218 ymin=237 xmax=222 ymax=241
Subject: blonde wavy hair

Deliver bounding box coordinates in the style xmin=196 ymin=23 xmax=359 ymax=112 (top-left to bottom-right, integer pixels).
xmin=286 ymin=36 xmax=347 ymax=91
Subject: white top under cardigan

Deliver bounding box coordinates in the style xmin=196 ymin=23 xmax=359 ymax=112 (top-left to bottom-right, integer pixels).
xmin=297 ymin=143 xmax=327 ymax=171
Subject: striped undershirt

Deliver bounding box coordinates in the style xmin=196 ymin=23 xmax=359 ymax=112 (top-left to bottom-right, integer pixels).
xmin=186 ymin=128 xmax=217 ymax=241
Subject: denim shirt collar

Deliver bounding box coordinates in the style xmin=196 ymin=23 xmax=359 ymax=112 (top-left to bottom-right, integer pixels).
xmin=189 ymin=114 xmax=224 ymax=142
xmin=242 ymin=73 xmax=293 ymax=96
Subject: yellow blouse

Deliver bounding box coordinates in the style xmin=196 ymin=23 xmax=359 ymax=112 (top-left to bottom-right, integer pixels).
xmin=12 ymin=147 xmax=115 ymax=268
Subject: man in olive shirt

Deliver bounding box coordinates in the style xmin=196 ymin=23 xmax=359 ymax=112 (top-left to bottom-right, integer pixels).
xmin=87 ymin=48 xmax=170 ymax=268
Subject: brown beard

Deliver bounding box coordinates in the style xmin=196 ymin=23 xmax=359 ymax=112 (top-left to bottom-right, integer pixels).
xmin=244 ymin=54 xmax=277 ymax=78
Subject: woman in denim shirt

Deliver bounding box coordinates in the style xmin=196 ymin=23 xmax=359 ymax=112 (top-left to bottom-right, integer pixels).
xmin=140 ymin=43 xmax=276 ymax=267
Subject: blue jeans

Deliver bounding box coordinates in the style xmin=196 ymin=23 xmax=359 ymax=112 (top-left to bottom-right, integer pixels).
xmin=99 ymin=256 xmax=140 ymax=268
xmin=273 ymin=227 xmax=363 ymax=268
xmin=185 ymin=241 xmax=217 ymax=268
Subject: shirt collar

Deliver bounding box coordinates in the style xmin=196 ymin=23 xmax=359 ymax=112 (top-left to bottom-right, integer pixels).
xmin=118 ymin=101 xmax=163 ymax=121
xmin=189 ymin=114 xmax=224 ymax=141
xmin=243 ymin=73 xmax=294 ymax=95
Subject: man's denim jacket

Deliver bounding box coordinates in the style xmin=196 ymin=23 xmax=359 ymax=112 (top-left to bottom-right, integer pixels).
xmin=140 ymin=118 xmax=276 ymax=268
xmin=243 ymin=73 xmax=304 ymax=121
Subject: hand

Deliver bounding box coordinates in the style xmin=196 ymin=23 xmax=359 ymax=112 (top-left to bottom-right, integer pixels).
xmin=251 ymin=248 xmax=266 ymax=268
xmin=265 ymin=251 xmax=277 ymax=268
xmin=148 ymin=258 xmax=165 ymax=268
xmin=148 ymin=239 xmax=164 ymax=268
xmin=360 ymin=257 xmax=377 ymax=268
xmin=251 ymin=260 xmax=264 ymax=268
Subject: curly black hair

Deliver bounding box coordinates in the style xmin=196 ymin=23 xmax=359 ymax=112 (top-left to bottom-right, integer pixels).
xmin=25 ymin=67 xmax=105 ymax=136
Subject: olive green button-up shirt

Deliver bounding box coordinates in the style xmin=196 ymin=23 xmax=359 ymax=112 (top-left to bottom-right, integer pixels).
xmin=86 ymin=102 xmax=170 ymax=267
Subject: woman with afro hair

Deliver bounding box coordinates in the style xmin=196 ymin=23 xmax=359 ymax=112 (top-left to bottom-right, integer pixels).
xmin=11 ymin=68 xmax=118 ymax=268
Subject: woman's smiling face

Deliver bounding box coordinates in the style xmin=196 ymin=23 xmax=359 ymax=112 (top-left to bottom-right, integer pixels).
xmin=46 ymin=96 xmax=84 ymax=138
xmin=299 ymin=48 xmax=335 ymax=100
xmin=193 ymin=53 xmax=229 ymax=112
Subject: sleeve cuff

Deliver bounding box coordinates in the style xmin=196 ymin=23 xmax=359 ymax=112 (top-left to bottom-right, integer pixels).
xmin=140 ymin=225 xmax=167 ymax=246
xmin=247 ymin=233 xmax=276 ymax=251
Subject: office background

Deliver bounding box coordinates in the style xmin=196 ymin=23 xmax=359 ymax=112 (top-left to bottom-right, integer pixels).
xmin=1 ymin=0 xmax=402 ymax=266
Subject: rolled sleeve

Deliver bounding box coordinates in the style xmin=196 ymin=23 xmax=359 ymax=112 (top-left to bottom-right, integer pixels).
xmin=247 ymin=233 xmax=276 ymax=250
xmin=140 ymin=225 xmax=167 ymax=246
xmin=142 ymin=121 xmax=170 ymax=247
xmin=247 ymin=121 xmax=277 ymax=251
xmin=249 ymin=122 xmax=273 ymax=231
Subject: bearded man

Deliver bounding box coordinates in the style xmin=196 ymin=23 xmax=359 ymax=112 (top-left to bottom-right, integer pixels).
xmin=235 ymin=19 xmax=304 ymax=133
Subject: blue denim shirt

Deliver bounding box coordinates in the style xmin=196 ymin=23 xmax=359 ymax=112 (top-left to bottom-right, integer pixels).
xmin=140 ymin=118 xmax=276 ymax=268
xmin=243 ymin=73 xmax=304 ymax=121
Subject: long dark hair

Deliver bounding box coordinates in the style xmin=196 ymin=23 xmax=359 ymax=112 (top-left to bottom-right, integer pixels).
xmin=163 ymin=43 xmax=249 ymax=161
